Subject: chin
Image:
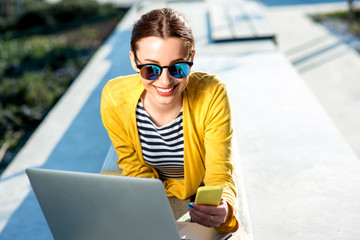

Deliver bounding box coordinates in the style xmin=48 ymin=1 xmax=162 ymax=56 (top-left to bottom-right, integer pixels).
xmin=156 ymin=98 xmax=177 ymax=105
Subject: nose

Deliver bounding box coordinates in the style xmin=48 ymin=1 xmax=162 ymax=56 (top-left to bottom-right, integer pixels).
xmin=156 ymin=68 xmax=172 ymax=86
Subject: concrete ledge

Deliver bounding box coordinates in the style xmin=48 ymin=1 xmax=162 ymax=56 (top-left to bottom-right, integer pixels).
xmin=209 ymin=2 xmax=276 ymax=42
xmin=99 ymin=145 xmax=122 ymax=176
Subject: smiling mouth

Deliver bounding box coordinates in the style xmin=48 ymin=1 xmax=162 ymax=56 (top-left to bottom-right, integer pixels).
xmin=155 ymin=86 xmax=175 ymax=93
xmin=154 ymin=84 xmax=179 ymax=95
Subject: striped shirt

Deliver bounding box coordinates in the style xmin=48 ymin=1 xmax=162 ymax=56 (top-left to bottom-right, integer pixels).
xmin=136 ymin=101 xmax=184 ymax=180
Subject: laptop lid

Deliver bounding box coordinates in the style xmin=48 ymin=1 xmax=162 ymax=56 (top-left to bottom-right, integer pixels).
xmin=26 ymin=168 xmax=181 ymax=240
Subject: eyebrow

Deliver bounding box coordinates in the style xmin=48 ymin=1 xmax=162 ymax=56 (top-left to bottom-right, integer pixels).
xmin=142 ymin=56 xmax=188 ymax=65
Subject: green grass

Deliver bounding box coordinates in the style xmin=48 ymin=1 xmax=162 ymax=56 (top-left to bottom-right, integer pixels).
xmin=311 ymin=9 xmax=360 ymax=36
xmin=0 ymin=1 xmax=128 ymax=170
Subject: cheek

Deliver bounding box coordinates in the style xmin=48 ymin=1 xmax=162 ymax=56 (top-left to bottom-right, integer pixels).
xmin=141 ymin=79 xmax=153 ymax=89
xmin=142 ymin=81 xmax=153 ymax=92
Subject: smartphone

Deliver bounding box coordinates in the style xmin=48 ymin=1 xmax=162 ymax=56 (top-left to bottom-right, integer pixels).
xmin=194 ymin=185 xmax=223 ymax=206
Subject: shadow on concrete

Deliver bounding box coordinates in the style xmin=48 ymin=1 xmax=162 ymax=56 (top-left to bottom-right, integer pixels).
xmin=258 ymin=0 xmax=345 ymax=7
xmin=295 ymin=42 xmax=350 ymax=74
xmin=0 ymin=28 xmax=133 ymax=240
xmin=284 ymin=33 xmax=353 ymax=74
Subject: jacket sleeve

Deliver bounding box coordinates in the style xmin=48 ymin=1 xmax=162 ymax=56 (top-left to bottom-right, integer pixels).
xmin=203 ymin=81 xmax=239 ymax=233
xmin=100 ymin=82 xmax=158 ymax=179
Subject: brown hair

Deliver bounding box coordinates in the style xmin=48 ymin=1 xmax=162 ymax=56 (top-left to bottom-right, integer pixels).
xmin=131 ymin=8 xmax=195 ymax=55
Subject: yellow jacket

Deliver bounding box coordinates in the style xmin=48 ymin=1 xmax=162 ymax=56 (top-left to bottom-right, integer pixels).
xmin=100 ymin=71 xmax=239 ymax=232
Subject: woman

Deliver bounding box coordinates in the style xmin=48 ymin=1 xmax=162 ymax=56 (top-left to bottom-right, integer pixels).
xmin=100 ymin=8 xmax=239 ymax=233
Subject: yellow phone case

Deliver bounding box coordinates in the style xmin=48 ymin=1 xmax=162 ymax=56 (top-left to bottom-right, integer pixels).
xmin=195 ymin=186 xmax=223 ymax=206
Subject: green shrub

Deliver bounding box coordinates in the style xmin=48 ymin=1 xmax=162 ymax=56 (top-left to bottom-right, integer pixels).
xmin=0 ymin=0 xmax=128 ymax=169
xmin=0 ymin=36 xmax=88 ymax=149
xmin=52 ymin=0 xmax=100 ymax=23
xmin=16 ymin=7 xmax=54 ymax=30
xmin=1 ymin=0 xmax=120 ymax=37
xmin=311 ymin=9 xmax=360 ymax=37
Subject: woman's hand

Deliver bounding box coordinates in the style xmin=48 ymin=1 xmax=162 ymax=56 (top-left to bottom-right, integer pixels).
xmin=188 ymin=199 xmax=229 ymax=228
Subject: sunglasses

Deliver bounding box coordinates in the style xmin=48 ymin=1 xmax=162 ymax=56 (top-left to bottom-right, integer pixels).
xmin=134 ymin=55 xmax=193 ymax=81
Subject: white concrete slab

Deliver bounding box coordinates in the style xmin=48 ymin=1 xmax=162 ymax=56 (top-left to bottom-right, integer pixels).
xmin=209 ymin=5 xmax=234 ymax=41
xmin=194 ymin=52 xmax=360 ymax=240
xmin=172 ymin=1 xmax=360 ymax=239
xmin=264 ymin=2 xmax=360 ymax=160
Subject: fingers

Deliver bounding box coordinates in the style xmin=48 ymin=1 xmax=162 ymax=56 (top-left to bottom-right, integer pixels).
xmin=190 ymin=208 xmax=221 ymax=227
xmin=189 ymin=205 xmax=221 ymax=227
xmin=188 ymin=199 xmax=229 ymax=228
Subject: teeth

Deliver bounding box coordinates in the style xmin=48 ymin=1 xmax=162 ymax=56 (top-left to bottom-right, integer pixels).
xmin=156 ymin=86 xmax=174 ymax=93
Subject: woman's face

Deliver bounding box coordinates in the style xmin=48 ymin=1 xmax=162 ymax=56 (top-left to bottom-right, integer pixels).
xmin=130 ymin=37 xmax=193 ymax=108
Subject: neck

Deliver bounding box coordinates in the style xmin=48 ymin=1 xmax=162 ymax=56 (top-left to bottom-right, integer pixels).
xmin=142 ymin=92 xmax=182 ymax=113
xmin=141 ymin=92 xmax=183 ymax=127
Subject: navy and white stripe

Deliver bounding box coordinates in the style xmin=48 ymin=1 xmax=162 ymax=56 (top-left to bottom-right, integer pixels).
xmin=136 ymin=101 xmax=184 ymax=180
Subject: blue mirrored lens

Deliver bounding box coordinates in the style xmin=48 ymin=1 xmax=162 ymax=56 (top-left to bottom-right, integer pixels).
xmin=142 ymin=65 xmax=161 ymax=80
xmin=169 ymin=63 xmax=191 ymax=79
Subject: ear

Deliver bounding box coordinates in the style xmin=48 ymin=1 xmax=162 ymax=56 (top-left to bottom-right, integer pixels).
xmin=191 ymin=50 xmax=196 ymax=60
xmin=129 ymin=51 xmax=139 ymax=72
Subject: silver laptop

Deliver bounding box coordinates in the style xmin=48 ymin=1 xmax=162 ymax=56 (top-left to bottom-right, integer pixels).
xmin=26 ymin=168 xmax=232 ymax=240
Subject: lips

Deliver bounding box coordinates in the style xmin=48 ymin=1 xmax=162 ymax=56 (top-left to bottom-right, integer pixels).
xmin=156 ymin=86 xmax=175 ymax=93
xmin=154 ymin=84 xmax=178 ymax=96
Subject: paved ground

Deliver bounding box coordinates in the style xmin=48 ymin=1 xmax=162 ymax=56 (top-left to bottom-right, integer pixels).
xmin=262 ymin=1 xmax=360 ymax=160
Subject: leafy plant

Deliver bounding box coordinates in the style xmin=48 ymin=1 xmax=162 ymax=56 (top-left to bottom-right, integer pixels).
xmin=0 ymin=0 xmax=128 ymax=170
xmin=311 ymin=9 xmax=360 ymax=36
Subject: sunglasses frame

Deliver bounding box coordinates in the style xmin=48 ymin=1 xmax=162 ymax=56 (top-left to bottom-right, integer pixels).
xmin=134 ymin=54 xmax=194 ymax=80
